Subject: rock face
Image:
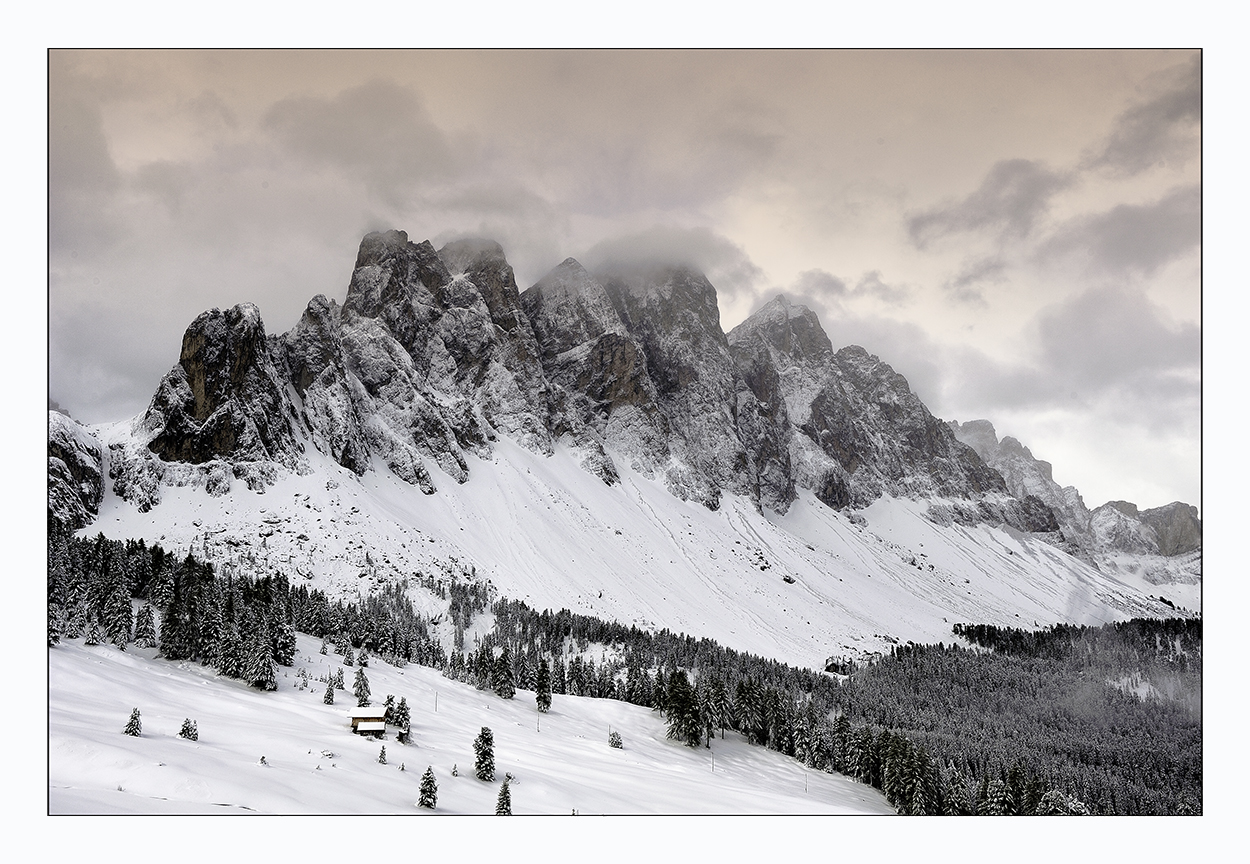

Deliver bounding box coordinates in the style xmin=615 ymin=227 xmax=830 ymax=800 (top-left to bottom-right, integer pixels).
xmin=48 ymin=411 xmax=103 ymax=529
xmin=93 ymin=231 xmax=1089 ymax=533
xmin=144 ymin=304 xmax=303 ymax=467
xmin=729 ymin=296 xmax=1045 ymax=528
xmin=950 ymin=418 xmax=1201 ymax=582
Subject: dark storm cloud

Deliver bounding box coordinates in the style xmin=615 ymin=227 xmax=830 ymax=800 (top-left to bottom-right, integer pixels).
xmin=907 ymin=159 xmax=1072 ymax=249
xmin=1084 ymin=55 xmax=1201 ymax=176
xmin=263 ymin=79 xmax=460 ymax=202
xmin=581 ymin=226 xmax=766 ymax=302
xmin=1038 ymin=185 xmax=1200 ymax=276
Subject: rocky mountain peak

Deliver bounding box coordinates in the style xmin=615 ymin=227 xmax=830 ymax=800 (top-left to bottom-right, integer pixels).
xmin=521 ymin=258 xmax=625 ymax=360
xmin=729 ymin=295 xmax=833 ymax=363
xmin=143 ymin=304 xmax=301 ymax=467
xmin=345 ymin=230 xmax=451 ymax=319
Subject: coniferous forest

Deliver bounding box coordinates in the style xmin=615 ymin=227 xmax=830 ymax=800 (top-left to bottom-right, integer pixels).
xmin=48 ymin=520 xmax=1201 ymax=815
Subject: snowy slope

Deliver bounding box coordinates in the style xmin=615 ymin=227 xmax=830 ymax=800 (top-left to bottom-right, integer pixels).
xmin=87 ymin=422 xmax=1181 ymax=671
xmin=49 ymin=633 xmax=892 ymax=815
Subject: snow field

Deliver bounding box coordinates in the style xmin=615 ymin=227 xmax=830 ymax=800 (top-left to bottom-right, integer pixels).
xmin=90 ymin=429 xmax=1176 ymax=673
xmin=48 ymin=632 xmax=893 ymax=815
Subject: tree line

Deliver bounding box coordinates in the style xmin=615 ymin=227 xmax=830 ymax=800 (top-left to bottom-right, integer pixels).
xmin=48 ymin=520 xmax=1200 ymax=815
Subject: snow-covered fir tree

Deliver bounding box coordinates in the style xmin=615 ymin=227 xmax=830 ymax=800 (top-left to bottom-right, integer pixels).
xmin=535 ymin=657 xmax=552 ymax=713
xmin=179 ymin=718 xmax=198 ymax=741
xmin=493 ymin=646 xmax=516 ymax=699
xmin=273 ymin=622 xmax=296 ymax=667
xmin=323 ymin=681 xmax=334 ymax=704
xmin=393 ymin=697 xmax=411 ymax=732
xmin=242 ymin=623 xmax=277 ymax=690
xmin=354 ymin=667 xmax=371 ymax=706
xmin=495 ymin=778 xmax=512 ymax=815
xmin=418 ymin=766 xmax=438 ymax=809
xmin=123 ymin=708 xmax=141 ymax=736
xmin=474 ymin=727 xmax=495 ymax=781
xmin=133 ymin=604 xmax=157 ymax=648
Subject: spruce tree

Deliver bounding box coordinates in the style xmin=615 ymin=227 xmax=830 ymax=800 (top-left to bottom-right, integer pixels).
xmin=358 ymin=646 xmax=369 ymax=668
xmin=84 ymin=618 xmax=102 ymax=646
xmin=495 ymin=778 xmax=512 ymax=815
xmin=123 ymin=708 xmax=142 ymax=736
xmin=216 ymin=624 xmax=244 ymax=679
xmin=133 ymin=604 xmax=157 ymax=648
xmin=664 ymin=670 xmax=703 ymax=748
xmin=473 ymin=727 xmax=495 ymax=781
xmin=378 ymin=746 xmax=387 ymax=765
xmin=535 ymin=657 xmax=552 ymax=713
xmin=354 ymin=666 xmax=371 ymax=706
xmin=243 ymin=623 xmax=277 ymax=690
xmin=323 ymin=681 xmax=335 ymax=704
xmin=179 ymin=718 xmax=198 ymax=741
xmin=384 ymin=694 xmax=395 ymax=724
xmin=418 ymin=766 xmax=438 ymax=809
xmin=393 ymin=697 xmax=411 ymax=733
xmin=493 ymin=646 xmax=516 ymax=699
xmin=48 ymin=606 xmax=62 ymax=647
xmin=273 ymin=622 xmax=296 ymax=667
xmin=334 ymin=667 xmax=345 ymax=690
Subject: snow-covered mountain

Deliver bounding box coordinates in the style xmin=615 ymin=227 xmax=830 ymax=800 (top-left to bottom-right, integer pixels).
xmin=49 ymin=230 xmax=1193 ymax=669
xmin=949 ymin=419 xmax=1201 ymax=598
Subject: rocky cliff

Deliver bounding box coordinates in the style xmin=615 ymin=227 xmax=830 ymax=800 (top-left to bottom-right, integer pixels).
xmin=81 ymin=231 xmax=1068 ymax=531
xmin=949 ymin=418 xmax=1201 ymax=584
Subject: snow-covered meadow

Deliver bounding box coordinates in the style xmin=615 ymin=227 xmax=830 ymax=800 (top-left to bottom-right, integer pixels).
xmin=49 ymin=632 xmax=892 ymax=816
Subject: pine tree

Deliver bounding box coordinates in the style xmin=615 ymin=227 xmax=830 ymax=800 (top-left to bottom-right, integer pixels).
xmin=179 ymin=718 xmax=198 ymax=741
xmin=393 ymin=697 xmax=411 ymax=733
xmin=492 ymin=646 xmax=516 ymax=699
xmin=474 ymin=727 xmax=495 ymax=781
xmin=48 ymin=605 xmax=62 ymax=647
xmin=418 ymin=766 xmax=438 ymax=809
xmin=378 ymin=746 xmax=387 ymax=765
xmin=216 ymin=623 xmax=244 ymax=679
xmin=123 ymin=708 xmax=142 ymax=737
xmin=495 ymin=778 xmax=512 ymax=815
xmin=608 ymin=730 xmax=623 ymax=749
xmin=535 ymin=657 xmax=552 ymax=713
xmin=323 ymin=681 xmax=335 ymax=705
xmin=384 ymin=694 xmax=396 ymax=724
xmin=354 ymin=667 xmax=371 ymax=706
xmin=133 ymin=604 xmax=157 ymax=648
xmin=242 ymin=622 xmax=277 ymax=691
xmin=334 ymin=667 xmax=345 ymax=690
xmin=343 ymin=649 xmax=354 ymax=667
xmin=358 ymin=646 xmax=369 ymax=667
xmin=84 ymin=618 xmax=102 ymax=646
xmin=273 ymin=622 xmax=296 ymax=667
xmin=664 ymin=670 xmax=703 ymax=748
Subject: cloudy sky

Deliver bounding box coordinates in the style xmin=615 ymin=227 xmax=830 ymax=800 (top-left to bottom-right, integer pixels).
xmin=48 ymin=49 xmax=1201 ymax=511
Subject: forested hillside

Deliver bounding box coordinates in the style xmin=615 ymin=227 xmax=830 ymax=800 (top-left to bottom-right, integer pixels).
xmin=49 ymin=522 xmax=1200 ymax=815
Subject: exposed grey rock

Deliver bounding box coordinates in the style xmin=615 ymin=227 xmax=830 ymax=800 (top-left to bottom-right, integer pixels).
xmin=731 ymin=296 xmax=1010 ymax=517
xmin=1140 ymin=502 xmax=1202 ymax=556
xmin=144 ymin=303 xmax=304 ymax=468
xmin=48 ymin=411 xmax=103 ymax=529
xmin=950 ymin=417 xmax=1201 ymax=582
